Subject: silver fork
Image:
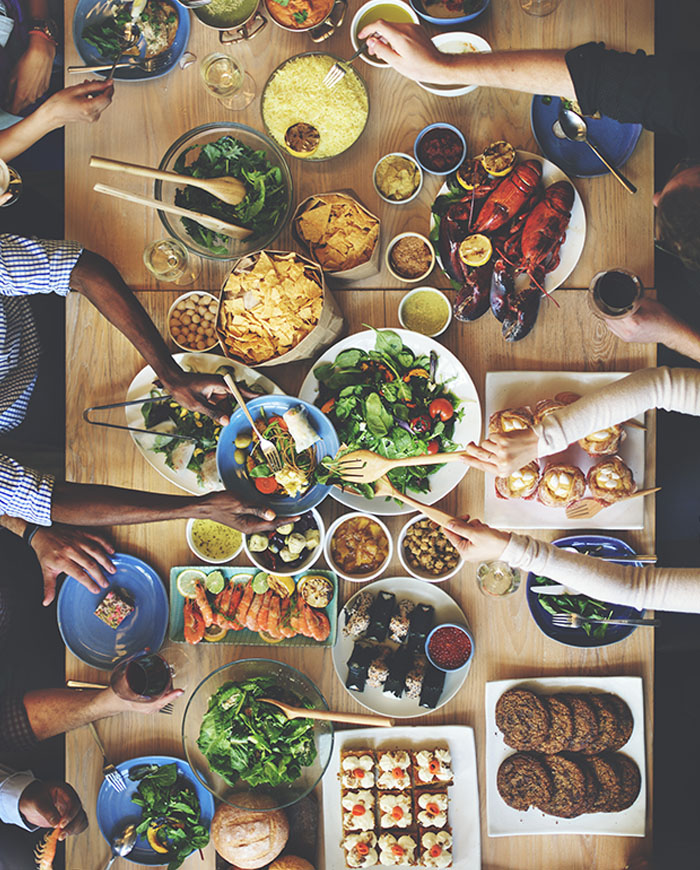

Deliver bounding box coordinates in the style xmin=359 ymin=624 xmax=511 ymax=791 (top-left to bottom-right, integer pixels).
xmin=323 ymin=42 xmax=368 ymax=89
xmin=550 ymin=613 xmax=660 ymax=629
xmin=88 ymin=722 xmax=126 ymax=793
xmin=223 ymin=373 xmax=283 ymax=472
xmin=67 ymin=54 xmax=171 ymax=75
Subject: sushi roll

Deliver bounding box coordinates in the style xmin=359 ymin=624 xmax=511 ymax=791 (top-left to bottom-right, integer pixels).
xmin=366 ymin=591 xmax=396 ymax=642
xmin=384 ymin=649 xmax=412 ymax=698
xmin=405 ymin=656 xmax=427 ymax=701
xmin=406 ymin=603 xmax=435 ymax=653
xmin=419 ymin=663 xmax=446 ymax=710
xmin=389 ymin=599 xmax=415 ymax=644
xmin=367 ymin=646 xmax=391 ymax=689
xmin=346 ymin=642 xmax=374 ymax=692
xmin=343 ymin=590 xmax=374 ymax=638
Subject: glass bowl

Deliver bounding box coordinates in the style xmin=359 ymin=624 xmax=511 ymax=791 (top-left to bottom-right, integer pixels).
xmin=156 ymin=123 xmax=294 ymax=260
xmin=182 ymin=658 xmax=333 ymax=811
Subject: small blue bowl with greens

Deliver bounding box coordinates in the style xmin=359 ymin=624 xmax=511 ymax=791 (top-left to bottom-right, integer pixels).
xmin=526 ymin=534 xmax=646 ymax=649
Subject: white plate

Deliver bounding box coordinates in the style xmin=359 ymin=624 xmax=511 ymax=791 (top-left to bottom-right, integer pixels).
xmin=298 ymin=329 xmax=481 ymax=515
xmin=125 ymin=352 xmax=282 ymax=495
xmin=321 ymin=725 xmax=481 ymax=869
xmin=332 ymin=576 xmax=471 ymax=718
xmin=483 ymin=371 xmax=645 ymax=529
xmin=417 ymin=32 xmax=492 ymax=97
xmin=485 ymin=675 xmax=646 ymax=837
xmin=431 ymin=150 xmax=586 ymax=294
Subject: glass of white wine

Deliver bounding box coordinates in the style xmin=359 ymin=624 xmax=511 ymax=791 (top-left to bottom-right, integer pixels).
xmin=476 ymin=561 xmax=521 ymax=597
xmin=143 ymin=238 xmax=201 ymax=285
xmin=201 ymin=52 xmax=255 ymax=111
xmin=519 ymin=0 xmax=562 ymax=15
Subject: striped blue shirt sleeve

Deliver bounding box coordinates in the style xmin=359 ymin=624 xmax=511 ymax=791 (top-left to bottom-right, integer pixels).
xmin=0 ymin=453 xmax=53 ymax=524
xmin=0 ymin=235 xmax=83 ymax=297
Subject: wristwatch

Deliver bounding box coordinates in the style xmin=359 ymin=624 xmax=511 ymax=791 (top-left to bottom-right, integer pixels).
xmin=22 ymin=522 xmax=41 ymax=547
xmin=28 ymin=17 xmax=59 ymax=48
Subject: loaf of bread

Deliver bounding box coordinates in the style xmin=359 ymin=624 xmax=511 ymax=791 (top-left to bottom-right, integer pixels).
xmin=211 ymin=793 xmax=289 ymax=869
xmin=269 ymin=857 xmax=315 ymax=870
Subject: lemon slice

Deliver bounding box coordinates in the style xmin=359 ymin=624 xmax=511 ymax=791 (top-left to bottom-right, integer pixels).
xmin=267 ymin=574 xmax=296 ymax=597
xmin=205 ymin=570 xmax=225 ymax=595
xmin=458 ymin=234 xmax=493 ymax=267
xmin=176 ymin=568 xmax=207 ymax=599
xmin=204 ymin=624 xmax=228 ymax=642
xmin=480 ymin=140 xmax=516 ymax=176
xmin=146 ymin=824 xmax=169 ymax=854
xmin=258 ymin=629 xmax=284 ymax=644
xmin=130 ymin=0 xmax=147 ymax=19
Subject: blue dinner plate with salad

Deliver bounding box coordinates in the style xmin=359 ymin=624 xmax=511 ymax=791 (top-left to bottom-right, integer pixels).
xmin=57 ymin=553 xmax=169 ymax=670
xmin=217 ymin=395 xmax=339 ymax=516
xmin=73 ymin=0 xmax=190 ymax=82
xmin=530 ymin=95 xmax=642 ymax=178
xmin=96 ymin=755 xmax=214 ymax=866
xmin=526 ymin=534 xmax=645 ymax=648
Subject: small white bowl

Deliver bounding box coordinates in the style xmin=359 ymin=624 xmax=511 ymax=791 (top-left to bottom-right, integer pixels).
xmin=324 ymin=511 xmax=393 ymax=583
xmin=244 ymin=508 xmax=325 ymax=577
xmin=417 ymin=32 xmax=492 ymax=98
xmin=397 ymin=514 xmax=464 ymax=583
xmin=186 ymin=517 xmax=244 ymax=564
xmin=386 ymin=232 xmax=436 ymax=284
xmin=351 ymin=0 xmax=420 ymax=68
xmin=167 ymin=290 xmax=219 ymax=353
xmin=372 ymin=152 xmax=423 ymax=205
xmin=398 ymin=286 xmax=452 ymax=337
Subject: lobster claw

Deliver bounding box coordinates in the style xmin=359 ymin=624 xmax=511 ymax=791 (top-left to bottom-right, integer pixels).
xmin=502 ymin=284 xmax=541 ymax=342
xmin=490 ymin=258 xmax=514 ymax=323
xmin=454 ymin=263 xmax=492 ymax=321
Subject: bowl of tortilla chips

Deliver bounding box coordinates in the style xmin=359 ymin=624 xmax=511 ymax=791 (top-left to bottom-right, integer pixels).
xmin=293 ymin=192 xmax=380 ymax=279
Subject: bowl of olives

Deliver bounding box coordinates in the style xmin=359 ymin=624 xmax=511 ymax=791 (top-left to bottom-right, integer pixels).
xmin=243 ymin=509 xmax=324 ymax=576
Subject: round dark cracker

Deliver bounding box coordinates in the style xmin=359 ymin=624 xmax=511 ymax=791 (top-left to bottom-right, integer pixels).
xmin=495 ymin=689 xmax=550 ymax=751
xmin=536 ymin=754 xmax=591 ymax=818
xmin=587 ymin=754 xmax=623 ymax=812
xmin=607 ymin=754 xmax=641 ymax=812
xmin=538 ymin=695 xmax=574 ymax=754
xmin=557 ymin=693 xmax=599 ymax=752
xmin=583 ymin=694 xmax=622 ymax=754
xmin=497 ymin=753 xmax=552 ymax=811
xmin=599 ymin=693 xmax=634 ymax=750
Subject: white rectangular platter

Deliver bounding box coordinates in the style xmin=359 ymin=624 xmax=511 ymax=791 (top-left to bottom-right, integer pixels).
xmin=321 ymin=725 xmax=481 ymax=869
xmin=485 ymin=675 xmax=646 ymax=837
xmin=483 ymin=371 xmax=646 ymax=529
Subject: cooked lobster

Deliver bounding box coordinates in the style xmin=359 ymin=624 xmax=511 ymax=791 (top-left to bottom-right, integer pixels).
xmin=472 ymin=160 xmax=543 ymax=234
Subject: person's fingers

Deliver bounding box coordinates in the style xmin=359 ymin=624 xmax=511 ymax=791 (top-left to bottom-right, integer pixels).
xmin=443 ymin=528 xmax=470 ymax=554
xmin=41 ymin=567 xmax=58 ymax=607
xmin=364 ymin=36 xmax=401 ymax=64
xmin=0 ymin=192 xmax=11 ymax=206
xmin=69 ymin=549 xmax=108 ymax=588
xmin=445 ymin=517 xmax=473 ymax=538
xmin=52 ymin=784 xmax=84 ymax=835
xmin=29 ymin=788 xmax=61 ymax=828
xmin=82 ymin=530 xmax=116 ymax=556
xmin=68 ymin=563 xmax=102 ymax=595
xmin=239 ymin=503 xmax=277 ymax=521
xmin=71 ymin=78 xmax=114 ymax=95
xmin=358 ymin=19 xmax=405 ymax=42
xmin=73 ymin=538 xmax=115 ymax=578
xmin=59 ymin=807 xmax=88 ymax=839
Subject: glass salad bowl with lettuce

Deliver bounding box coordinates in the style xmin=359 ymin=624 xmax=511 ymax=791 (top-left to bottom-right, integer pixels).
xmin=156 ymin=123 xmax=294 ymax=260
xmin=182 ymin=658 xmax=333 ymax=811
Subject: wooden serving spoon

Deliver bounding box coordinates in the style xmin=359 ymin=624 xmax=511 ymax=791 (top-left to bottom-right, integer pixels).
xmin=90 ymin=156 xmax=247 ymax=207
xmin=565 ymin=486 xmax=660 ymax=521
xmin=332 ymin=448 xmax=470 ymax=486
xmin=259 ymin=697 xmax=393 ymax=728
xmin=371 ymin=475 xmax=454 ymax=528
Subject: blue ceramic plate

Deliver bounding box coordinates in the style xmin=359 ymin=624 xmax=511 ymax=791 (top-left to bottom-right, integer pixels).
xmin=409 ymin=0 xmax=489 ymax=26
xmin=526 ymin=534 xmax=645 ymax=648
xmin=96 ymin=755 xmax=215 ymax=866
xmin=57 ymin=553 xmax=168 ymax=670
xmin=530 ymin=95 xmax=642 ymax=178
xmin=217 ymin=395 xmax=339 ymax=516
xmin=72 ymin=0 xmax=190 ymax=82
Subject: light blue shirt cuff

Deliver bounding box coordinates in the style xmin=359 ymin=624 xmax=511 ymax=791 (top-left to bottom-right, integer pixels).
xmin=0 ymin=770 xmax=38 ymax=830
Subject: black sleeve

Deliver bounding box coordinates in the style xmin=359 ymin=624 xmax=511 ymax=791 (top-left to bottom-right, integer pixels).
xmin=565 ymin=42 xmax=700 ymax=146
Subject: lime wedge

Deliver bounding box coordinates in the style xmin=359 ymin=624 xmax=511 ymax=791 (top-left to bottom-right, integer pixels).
xmin=252 ymin=571 xmax=269 ymax=594
xmin=205 ymin=570 xmax=225 ymax=594
xmin=176 ymin=568 xmax=207 ymax=599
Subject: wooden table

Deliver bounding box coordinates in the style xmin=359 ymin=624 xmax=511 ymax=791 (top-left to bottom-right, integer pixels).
xmin=64 ymin=1 xmax=655 ymax=868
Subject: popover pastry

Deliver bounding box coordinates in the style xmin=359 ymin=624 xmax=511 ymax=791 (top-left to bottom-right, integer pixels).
xmin=495 ymin=461 xmax=540 ymax=500
xmin=537 ymin=463 xmax=586 ymax=507
xmin=489 ymin=407 xmax=533 ymax=435
xmin=553 ymin=390 xmax=581 ymax=406
xmin=578 ymin=424 xmax=625 ymax=456
xmin=586 ymin=456 xmax=637 ymax=503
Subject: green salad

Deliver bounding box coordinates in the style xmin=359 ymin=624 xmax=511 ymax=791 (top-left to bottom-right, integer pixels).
xmin=197 ymin=676 xmax=317 ymax=788
xmin=173 ymin=136 xmax=288 ymax=255
xmin=129 ymin=762 xmax=209 ymax=870
xmin=313 ymin=328 xmax=463 ymax=498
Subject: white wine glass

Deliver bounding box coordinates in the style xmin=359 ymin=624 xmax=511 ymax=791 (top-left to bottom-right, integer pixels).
xmin=143 ymin=238 xmax=201 ymax=285
xmin=200 ymin=51 xmax=255 ymax=111
xmin=519 ymin=0 xmax=563 ymax=15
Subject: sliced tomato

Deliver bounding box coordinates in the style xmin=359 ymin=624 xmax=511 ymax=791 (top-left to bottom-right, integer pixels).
xmin=429 ymin=398 xmax=454 ymax=421
xmin=268 ymin=415 xmax=287 ymax=429
xmin=321 ymin=397 xmax=335 ymax=414
xmin=254 ymin=476 xmax=279 ymax=494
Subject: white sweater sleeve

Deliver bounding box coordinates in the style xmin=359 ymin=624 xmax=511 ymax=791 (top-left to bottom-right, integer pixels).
xmin=501 ymin=534 xmax=700 ymax=613
xmin=534 ymin=367 xmax=700 ymax=455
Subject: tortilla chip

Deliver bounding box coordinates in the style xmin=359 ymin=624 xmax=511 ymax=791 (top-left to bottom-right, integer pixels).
xmin=295 ymin=193 xmax=379 ymax=272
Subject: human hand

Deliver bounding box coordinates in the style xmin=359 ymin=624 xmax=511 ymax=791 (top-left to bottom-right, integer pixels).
xmin=19 ymin=780 xmax=87 ymax=840
xmin=41 ymin=80 xmax=114 ymax=128
xmin=165 ymin=372 xmax=233 ymax=425
xmin=200 ymin=491 xmax=295 ymax=533
xmin=603 ymin=297 xmax=682 ymax=345
xmin=30 ymin=524 xmax=116 ymax=606
xmin=443 ymin=516 xmax=511 ymax=562
xmin=358 ymin=21 xmax=449 ymax=83
xmin=8 ymin=36 xmax=56 ymax=114
xmin=107 ymin=686 xmax=185 ymax=715
xmin=462 ymin=429 xmax=540 ymax=477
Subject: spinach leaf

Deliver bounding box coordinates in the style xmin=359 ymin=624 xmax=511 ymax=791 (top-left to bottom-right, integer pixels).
xmin=374 ymin=328 xmax=403 ymax=357
xmin=365 ymin=393 xmax=393 ymax=437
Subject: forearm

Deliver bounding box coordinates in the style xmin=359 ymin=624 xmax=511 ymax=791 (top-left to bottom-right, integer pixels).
xmin=0 ymin=515 xmax=27 ymax=536
xmin=436 ymin=50 xmax=576 ymax=98
xmin=0 ymin=106 xmax=56 ymax=161
xmin=23 ymin=689 xmax=123 ymax=742
xmin=660 ymin=321 xmax=700 ymax=363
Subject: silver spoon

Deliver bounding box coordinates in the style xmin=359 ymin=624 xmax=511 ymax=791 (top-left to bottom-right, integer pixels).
xmin=105 ymin=21 xmax=141 ymax=80
xmin=102 ymin=822 xmax=137 ymax=870
xmin=558 ymin=107 xmax=637 ymax=194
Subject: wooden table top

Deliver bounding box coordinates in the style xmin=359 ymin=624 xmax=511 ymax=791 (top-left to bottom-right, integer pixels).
xmin=64 ymin=1 xmax=656 ymax=867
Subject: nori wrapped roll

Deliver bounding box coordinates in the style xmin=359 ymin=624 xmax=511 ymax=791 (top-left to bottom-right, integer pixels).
xmin=367 ymin=647 xmax=391 ymax=689
xmin=405 ymin=603 xmax=435 ymax=653
xmin=419 ymin=662 xmax=446 ymax=709
xmin=405 ymin=655 xmax=427 ymax=700
xmin=383 ymin=649 xmax=413 ymax=698
xmin=346 ymin=642 xmax=375 ymax=692
xmin=389 ymin=599 xmax=415 ymax=644
xmin=343 ymin=590 xmax=374 ymax=638
xmin=365 ymin=591 xmax=396 ymax=642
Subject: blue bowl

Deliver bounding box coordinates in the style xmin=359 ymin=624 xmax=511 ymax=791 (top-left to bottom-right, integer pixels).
xmin=217 ymin=395 xmax=339 ymax=516
xmin=414 ymin=123 xmax=467 ymax=176
xmin=409 ymin=0 xmax=489 ymax=25
xmin=96 ymin=755 xmax=215 ymax=866
xmin=73 ymin=0 xmax=190 ymax=82
xmin=57 ymin=553 xmax=169 ymax=670
xmin=425 ymin=622 xmax=474 ymax=671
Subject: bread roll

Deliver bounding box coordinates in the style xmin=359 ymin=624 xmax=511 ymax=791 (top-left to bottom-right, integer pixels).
xmin=269 ymin=857 xmax=315 ymax=870
xmin=211 ymin=793 xmax=289 ymax=869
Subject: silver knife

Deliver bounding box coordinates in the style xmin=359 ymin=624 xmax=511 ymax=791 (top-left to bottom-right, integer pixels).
xmin=533 ymin=585 xmax=578 ymax=596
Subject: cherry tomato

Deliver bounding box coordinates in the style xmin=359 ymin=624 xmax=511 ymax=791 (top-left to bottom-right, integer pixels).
xmin=410 ymin=415 xmax=431 ymax=435
xmin=268 ymin=415 xmax=287 ymax=429
xmin=427 ymin=439 xmax=440 ymax=454
xmin=254 ymin=476 xmax=279 ymax=494
xmin=429 ymin=398 xmax=454 ymax=421
xmin=321 ymin=397 xmax=335 ymax=414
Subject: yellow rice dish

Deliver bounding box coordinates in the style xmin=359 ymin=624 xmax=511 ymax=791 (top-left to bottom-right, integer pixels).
xmin=262 ymin=54 xmax=369 ymax=160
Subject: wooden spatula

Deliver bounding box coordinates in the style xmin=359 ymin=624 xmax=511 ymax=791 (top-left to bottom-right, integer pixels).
xmin=371 ymin=475 xmax=454 ymax=528
xmin=565 ymin=486 xmax=660 ymax=520
xmin=259 ymin=697 xmax=393 ymax=728
xmin=332 ymin=448 xmax=470 ymax=486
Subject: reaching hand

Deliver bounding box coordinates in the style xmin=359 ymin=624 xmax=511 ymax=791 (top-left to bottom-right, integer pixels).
xmin=30 ymin=524 xmax=116 ymax=606
xmin=8 ymin=37 xmax=56 ymax=114
xmin=358 ymin=21 xmax=449 ymax=83
xmin=42 ymin=80 xmax=115 ymax=127
xmin=200 ymin=491 xmax=295 ymax=533
xmin=463 ymin=428 xmax=540 ymax=477
xmin=19 ymin=780 xmax=87 ymax=840
xmin=110 ymin=686 xmax=185 ymax=715
xmin=443 ymin=516 xmax=511 ymax=562
xmin=602 ymin=297 xmax=684 ymax=346
xmin=166 ymin=372 xmax=234 ymax=425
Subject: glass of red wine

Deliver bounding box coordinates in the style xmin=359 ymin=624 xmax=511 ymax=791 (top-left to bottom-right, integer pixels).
xmin=588 ymin=267 xmax=643 ymax=319
xmin=109 ymin=647 xmax=190 ymax=703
